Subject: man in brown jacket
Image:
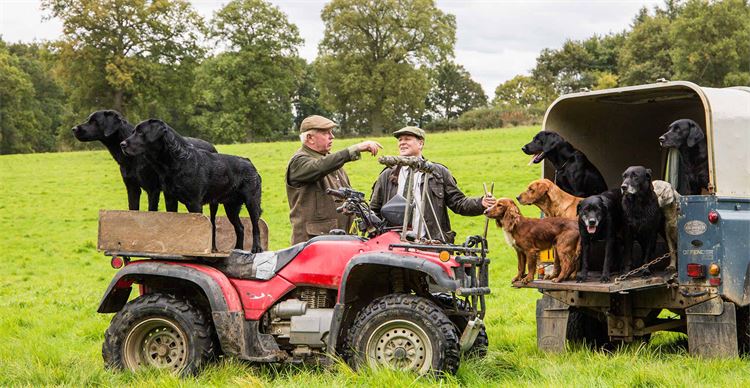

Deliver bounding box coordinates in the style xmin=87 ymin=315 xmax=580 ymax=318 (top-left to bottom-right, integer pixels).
xmin=370 ymin=126 xmax=495 ymax=243
xmin=286 ymin=115 xmax=382 ymax=244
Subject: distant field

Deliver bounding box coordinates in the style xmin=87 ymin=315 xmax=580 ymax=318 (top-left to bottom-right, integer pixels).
xmin=2 ymin=126 xmax=749 ymax=386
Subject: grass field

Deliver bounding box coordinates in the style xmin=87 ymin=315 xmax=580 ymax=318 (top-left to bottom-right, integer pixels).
xmin=2 ymin=126 xmax=750 ymax=386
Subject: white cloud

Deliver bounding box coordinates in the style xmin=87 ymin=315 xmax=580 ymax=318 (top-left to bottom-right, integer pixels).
xmin=0 ymin=0 xmax=660 ymax=96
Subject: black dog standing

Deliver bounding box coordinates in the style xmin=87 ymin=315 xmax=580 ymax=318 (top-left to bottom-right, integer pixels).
xmin=522 ymin=131 xmax=608 ymax=197
xmin=658 ymin=119 xmax=709 ymax=195
xmin=72 ymin=110 xmax=216 ymax=211
xmin=576 ymin=188 xmax=623 ymax=283
xmin=620 ymin=166 xmax=664 ymax=275
xmin=121 ymin=119 xmax=263 ymax=252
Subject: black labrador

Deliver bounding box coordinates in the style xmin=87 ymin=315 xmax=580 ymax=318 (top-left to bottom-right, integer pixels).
xmin=72 ymin=110 xmax=217 ymax=211
xmin=576 ymin=188 xmax=622 ymax=283
xmin=121 ymin=119 xmax=263 ymax=252
xmin=620 ymin=166 xmax=664 ymax=276
xmin=522 ymin=131 xmax=608 ymax=197
xmin=658 ymin=119 xmax=709 ymax=195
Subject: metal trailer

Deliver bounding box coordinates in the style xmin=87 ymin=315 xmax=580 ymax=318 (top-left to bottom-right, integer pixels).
xmin=517 ymin=81 xmax=750 ymax=357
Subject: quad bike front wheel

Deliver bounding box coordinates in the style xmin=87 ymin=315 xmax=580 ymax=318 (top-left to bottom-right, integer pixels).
xmin=347 ymin=294 xmax=460 ymax=375
xmin=102 ymin=293 xmax=216 ymax=374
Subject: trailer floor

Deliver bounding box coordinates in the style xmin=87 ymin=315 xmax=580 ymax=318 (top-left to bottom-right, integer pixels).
xmin=513 ymin=270 xmax=676 ymax=293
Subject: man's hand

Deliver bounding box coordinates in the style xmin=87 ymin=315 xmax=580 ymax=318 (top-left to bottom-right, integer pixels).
xmin=481 ymin=194 xmax=497 ymax=209
xmin=356 ymin=140 xmax=383 ymax=156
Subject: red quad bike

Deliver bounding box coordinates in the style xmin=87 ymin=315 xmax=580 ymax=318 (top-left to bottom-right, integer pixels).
xmin=97 ymin=156 xmax=491 ymax=375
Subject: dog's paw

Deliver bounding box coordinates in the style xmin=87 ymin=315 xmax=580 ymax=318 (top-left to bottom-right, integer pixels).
xmin=641 ymin=268 xmax=652 ymax=277
xmin=522 ymin=275 xmax=534 ymax=284
xmin=600 ymin=275 xmax=610 ymax=283
xmin=576 ymin=273 xmax=587 ymax=283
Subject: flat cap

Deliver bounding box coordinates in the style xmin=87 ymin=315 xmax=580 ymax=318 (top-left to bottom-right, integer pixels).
xmin=393 ymin=126 xmax=425 ymax=139
xmin=300 ymin=115 xmax=337 ymax=132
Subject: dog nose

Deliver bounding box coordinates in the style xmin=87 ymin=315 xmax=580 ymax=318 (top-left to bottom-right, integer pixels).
xmin=658 ymin=136 xmax=665 ymax=144
xmin=120 ymin=140 xmax=127 ymax=149
xmin=72 ymin=126 xmax=80 ymax=134
xmin=515 ymin=195 xmax=521 ymax=202
xmin=620 ymin=184 xmax=627 ymax=192
xmin=521 ymin=145 xmax=527 ymax=152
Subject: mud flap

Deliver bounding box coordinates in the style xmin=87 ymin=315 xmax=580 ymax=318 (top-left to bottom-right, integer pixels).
xmin=536 ymin=295 xmax=570 ymax=352
xmin=686 ymin=298 xmax=738 ymax=358
xmin=213 ymin=311 xmax=287 ymax=362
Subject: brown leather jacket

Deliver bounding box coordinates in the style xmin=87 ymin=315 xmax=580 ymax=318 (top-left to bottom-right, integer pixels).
xmin=286 ymin=144 xmax=360 ymax=244
xmin=369 ymin=160 xmax=484 ymax=243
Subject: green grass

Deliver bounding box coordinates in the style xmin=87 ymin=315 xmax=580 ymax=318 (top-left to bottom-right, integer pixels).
xmin=2 ymin=126 xmax=750 ymax=386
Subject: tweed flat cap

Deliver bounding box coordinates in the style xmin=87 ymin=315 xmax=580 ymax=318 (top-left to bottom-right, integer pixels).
xmin=392 ymin=126 xmax=425 ymax=139
xmin=300 ymin=115 xmax=337 ymax=132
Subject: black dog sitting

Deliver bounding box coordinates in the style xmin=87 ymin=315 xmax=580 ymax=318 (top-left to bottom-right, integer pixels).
xmin=72 ymin=110 xmax=216 ymax=211
xmin=658 ymin=119 xmax=709 ymax=195
xmin=576 ymin=188 xmax=623 ymax=283
xmin=522 ymin=131 xmax=608 ymax=197
xmin=121 ymin=119 xmax=263 ymax=252
xmin=620 ymin=166 xmax=664 ymax=275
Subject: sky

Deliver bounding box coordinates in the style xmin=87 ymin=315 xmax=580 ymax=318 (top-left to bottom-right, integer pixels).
xmin=0 ymin=0 xmax=661 ymax=96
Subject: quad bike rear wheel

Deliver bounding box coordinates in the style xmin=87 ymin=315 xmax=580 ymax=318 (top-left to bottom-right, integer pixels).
xmin=347 ymin=294 xmax=460 ymax=375
xmin=102 ymin=293 xmax=216 ymax=374
xmin=432 ymin=293 xmax=488 ymax=358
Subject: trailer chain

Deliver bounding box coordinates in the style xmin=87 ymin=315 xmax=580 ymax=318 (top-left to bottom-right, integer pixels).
xmin=614 ymin=252 xmax=672 ymax=283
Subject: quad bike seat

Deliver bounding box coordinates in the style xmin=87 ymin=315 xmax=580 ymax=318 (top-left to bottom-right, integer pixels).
xmin=216 ymin=234 xmax=363 ymax=280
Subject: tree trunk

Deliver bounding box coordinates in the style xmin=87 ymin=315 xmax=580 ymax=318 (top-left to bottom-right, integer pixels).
xmin=370 ymin=109 xmax=385 ymax=136
xmin=113 ymin=90 xmax=124 ymax=114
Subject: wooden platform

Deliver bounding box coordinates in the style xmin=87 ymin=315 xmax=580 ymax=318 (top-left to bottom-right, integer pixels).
xmin=98 ymin=210 xmax=268 ymax=257
xmin=513 ymin=271 xmax=674 ymax=293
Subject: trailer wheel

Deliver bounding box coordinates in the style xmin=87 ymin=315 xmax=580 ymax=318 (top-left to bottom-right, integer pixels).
xmin=432 ymin=293 xmax=488 ymax=358
xmin=737 ymin=305 xmax=750 ymax=354
xmin=102 ymin=293 xmax=216 ymax=374
xmin=346 ymin=294 xmax=460 ymax=375
xmin=566 ymin=308 xmax=610 ymax=348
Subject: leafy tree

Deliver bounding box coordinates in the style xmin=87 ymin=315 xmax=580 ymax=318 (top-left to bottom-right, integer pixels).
xmin=531 ymin=34 xmax=625 ymax=99
xmin=8 ymin=42 xmax=71 ymax=151
xmin=493 ymin=75 xmax=544 ymax=110
xmin=0 ymin=44 xmax=44 ymax=154
xmin=316 ymin=0 xmax=456 ymax=135
xmin=293 ymin=62 xmax=331 ymax=131
xmin=424 ymin=61 xmax=487 ymax=122
xmin=618 ymin=10 xmax=673 ymax=85
xmin=42 ymin=0 xmax=205 ymax=124
xmin=190 ymin=0 xmax=304 ymax=142
xmin=669 ymin=0 xmax=750 ymax=87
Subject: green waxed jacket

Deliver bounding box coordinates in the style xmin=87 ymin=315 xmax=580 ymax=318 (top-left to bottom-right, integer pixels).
xmin=286 ymin=144 xmax=361 ymax=244
xmin=369 ymin=161 xmax=484 ymax=244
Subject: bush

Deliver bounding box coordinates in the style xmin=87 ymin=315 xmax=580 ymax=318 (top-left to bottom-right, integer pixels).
xmin=456 ymin=107 xmax=504 ymax=130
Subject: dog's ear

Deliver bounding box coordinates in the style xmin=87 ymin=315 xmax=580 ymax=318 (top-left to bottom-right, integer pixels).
xmin=495 ymin=218 xmax=502 ymax=228
xmin=577 ymin=202 xmax=582 ymax=215
xmin=542 ymin=132 xmax=562 ymax=153
xmin=687 ymin=121 xmax=705 ymax=147
xmin=144 ymin=119 xmax=167 ymax=143
xmin=645 ymin=168 xmax=652 ymax=182
xmin=102 ymin=110 xmax=121 ymax=137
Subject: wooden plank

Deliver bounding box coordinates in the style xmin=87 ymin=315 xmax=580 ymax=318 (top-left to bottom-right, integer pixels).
xmin=98 ymin=210 xmax=269 ymax=256
xmin=513 ymin=271 xmax=671 ymax=293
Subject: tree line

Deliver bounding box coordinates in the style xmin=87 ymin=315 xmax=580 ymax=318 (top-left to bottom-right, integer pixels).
xmin=0 ymin=0 xmax=747 ymax=155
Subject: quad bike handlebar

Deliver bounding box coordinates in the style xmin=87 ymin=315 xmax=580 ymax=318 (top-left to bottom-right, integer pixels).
xmin=326 ymin=188 xmax=385 ymax=236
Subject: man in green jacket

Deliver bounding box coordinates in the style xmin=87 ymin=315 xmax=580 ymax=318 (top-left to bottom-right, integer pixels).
xmin=370 ymin=126 xmax=495 ymax=243
xmin=286 ymin=115 xmax=382 ymax=244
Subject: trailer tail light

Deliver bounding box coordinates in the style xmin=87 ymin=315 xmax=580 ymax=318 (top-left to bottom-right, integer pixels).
xmin=687 ymin=263 xmax=705 ymax=278
xmin=111 ymin=256 xmax=124 ymax=269
xmin=709 ymin=277 xmax=722 ymax=286
xmin=708 ymin=210 xmax=720 ymax=224
xmin=709 ymin=263 xmax=721 ymax=276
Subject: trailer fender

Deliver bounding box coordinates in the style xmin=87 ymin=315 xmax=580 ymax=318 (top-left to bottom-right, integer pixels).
xmin=97 ymin=261 xmax=242 ymax=313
